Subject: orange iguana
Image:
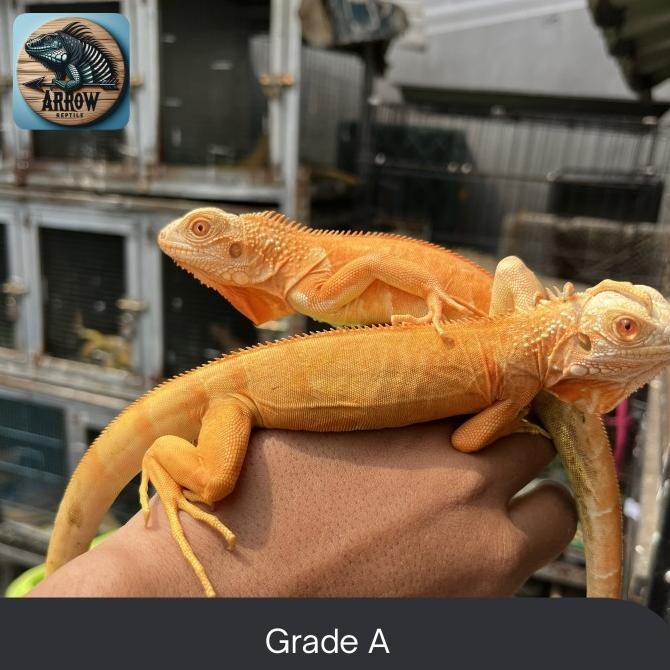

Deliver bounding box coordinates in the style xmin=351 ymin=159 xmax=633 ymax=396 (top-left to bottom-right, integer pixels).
xmin=45 ymin=274 xmax=670 ymax=597
xmin=157 ymin=209 xmax=490 ymax=330
xmin=158 ymin=208 xmax=624 ymax=598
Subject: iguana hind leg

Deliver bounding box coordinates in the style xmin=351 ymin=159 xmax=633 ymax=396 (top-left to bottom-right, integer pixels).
xmin=139 ymin=396 xmax=254 ymax=597
xmin=140 ymin=453 xmax=233 ymax=597
xmin=490 ymin=256 xmax=546 ymax=314
xmin=289 ymin=254 xmax=485 ymax=333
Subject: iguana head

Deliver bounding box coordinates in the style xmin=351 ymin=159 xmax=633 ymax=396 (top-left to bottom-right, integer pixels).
xmin=545 ymin=280 xmax=670 ymax=412
xmin=158 ymin=207 xmax=294 ymax=325
xmin=25 ymin=31 xmax=71 ymax=67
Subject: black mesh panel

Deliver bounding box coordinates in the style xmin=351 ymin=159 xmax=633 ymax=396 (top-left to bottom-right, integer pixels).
xmin=159 ymin=0 xmax=268 ymax=165
xmin=39 ymin=228 xmax=126 ymax=364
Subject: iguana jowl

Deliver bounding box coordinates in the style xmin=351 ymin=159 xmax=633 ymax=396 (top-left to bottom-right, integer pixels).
xmin=24 ymin=21 xmax=117 ymax=92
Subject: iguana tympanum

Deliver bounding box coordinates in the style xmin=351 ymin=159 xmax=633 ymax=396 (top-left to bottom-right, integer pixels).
xmin=158 ymin=208 xmax=629 ymax=597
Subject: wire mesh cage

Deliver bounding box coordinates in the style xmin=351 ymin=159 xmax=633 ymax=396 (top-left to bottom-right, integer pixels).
xmin=250 ymin=34 xmax=363 ymax=168
xmin=32 ymin=129 xmax=126 ymax=163
xmin=502 ymin=212 xmax=670 ymax=293
xmin=351 ymin=102 xmax=670 ymax=260
xmin=547 ymin=170 xmax=663 ymax=222
xmin=0 ymin=106 xmax=4 ymax=172
xmin=39 ymin=227 xmax=130 ymax=370
xmin=160 ymin=0 xmax=269 ymax=167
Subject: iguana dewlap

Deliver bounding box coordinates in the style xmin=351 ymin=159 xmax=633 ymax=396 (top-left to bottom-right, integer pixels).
xmin=159 ymin=208 xmax=625 ymax=598
xmin=46 ymin=277 xmax=670 ymax=596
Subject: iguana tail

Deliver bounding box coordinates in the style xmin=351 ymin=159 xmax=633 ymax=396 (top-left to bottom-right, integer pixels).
xmin=45 ymin=409 xmax=148 ymax=575
xmin=45 ymin=373 xmax=202 ymax=576
xmin=533 ymin=392 xmax=622 ymax=598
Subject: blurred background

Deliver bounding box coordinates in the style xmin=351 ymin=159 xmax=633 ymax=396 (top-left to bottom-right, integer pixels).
xmin=1 ymin=0 xmax=670 ymax=611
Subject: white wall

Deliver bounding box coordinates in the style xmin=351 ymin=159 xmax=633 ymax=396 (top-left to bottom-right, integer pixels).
xmin=386 ymin=0 xmax=670 ymax=102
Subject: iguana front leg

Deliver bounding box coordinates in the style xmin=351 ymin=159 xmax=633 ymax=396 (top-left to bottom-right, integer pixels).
xmin=288 ymin=254 xmax=486 ymax=333
xmin=451 ymin=398 xmax=533 ymax=452
xmin=448 ymin=258 xmax=550 ymax=454
xmin=52 ymin=63 xmax=82 ymax=91
xmin=487 ymin=256 xmax=622 ymax=597
xmin=139 ymin=396 xmax=254 ymax=596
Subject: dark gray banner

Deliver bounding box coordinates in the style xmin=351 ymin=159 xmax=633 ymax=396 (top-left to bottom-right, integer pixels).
xmin=1 ymin=598 xmax=667 ymax=668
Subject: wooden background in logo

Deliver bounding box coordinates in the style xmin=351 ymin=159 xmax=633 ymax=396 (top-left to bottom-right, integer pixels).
xmin=17 ymin=17 xmax=126 ymax=126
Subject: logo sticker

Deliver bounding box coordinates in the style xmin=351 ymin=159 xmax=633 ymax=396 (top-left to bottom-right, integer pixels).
xmin=13 ymin=13 xmax=129 ymax=130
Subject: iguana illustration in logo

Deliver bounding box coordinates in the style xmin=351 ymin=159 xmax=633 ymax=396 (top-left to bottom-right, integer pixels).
xmin=24 ymin=21 xmax=117 ymax=92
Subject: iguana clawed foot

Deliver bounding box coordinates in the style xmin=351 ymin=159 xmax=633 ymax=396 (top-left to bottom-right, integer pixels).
xmin=140 ymin=453 xmax=236 ymax=597
xmin=391 ymin=287 xmax=481 ymax=337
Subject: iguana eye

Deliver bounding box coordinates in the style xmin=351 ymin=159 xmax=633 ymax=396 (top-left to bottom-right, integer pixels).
xmin=614 ymin=316 xmax=639 ymax=341
xmin=190 ymin=218 xmax=210 ymax=237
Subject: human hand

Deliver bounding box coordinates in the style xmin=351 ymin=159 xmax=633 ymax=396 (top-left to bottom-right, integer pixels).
xmin=30 ymin=421 xmax=576 ymax=597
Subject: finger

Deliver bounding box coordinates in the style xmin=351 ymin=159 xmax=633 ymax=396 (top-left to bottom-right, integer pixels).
xmin=507 ymin=481 xmax=578 ymax=576
xmin=476 ymin=433 xmax=557 ymax=498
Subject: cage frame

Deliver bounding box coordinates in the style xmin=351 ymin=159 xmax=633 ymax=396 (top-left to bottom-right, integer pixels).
xmin=28 ymin=200 xmax=163 ymax=392
xmin=0 ymin=193 xmax=170 ymax=397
